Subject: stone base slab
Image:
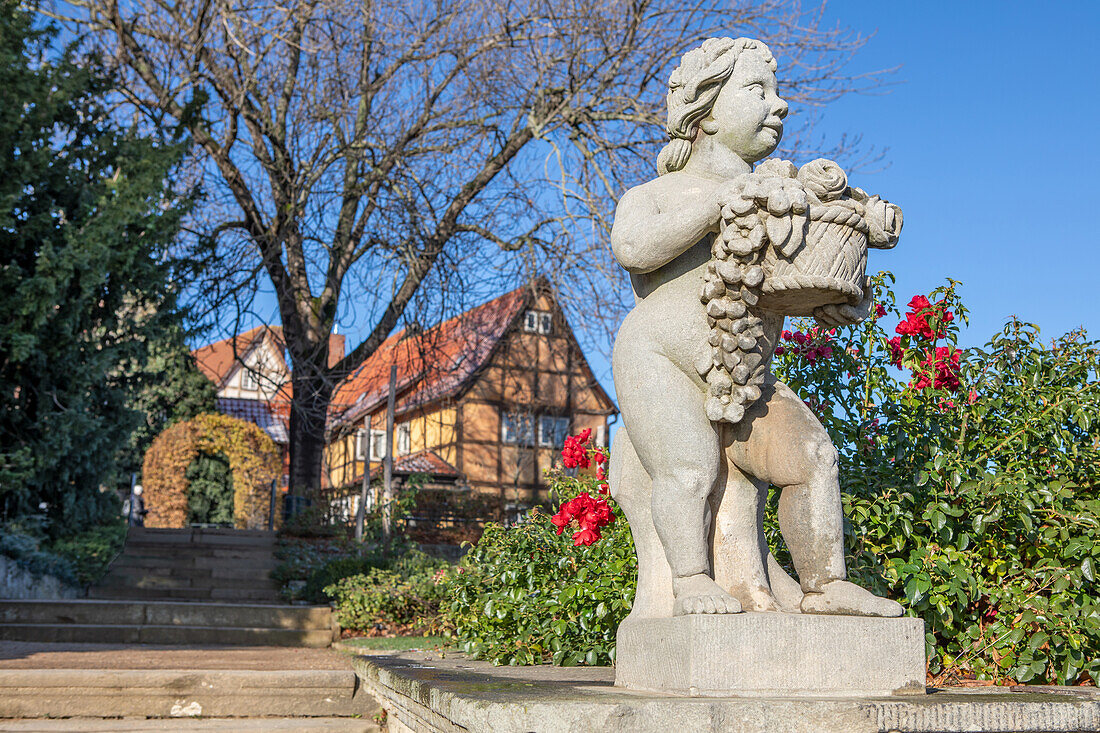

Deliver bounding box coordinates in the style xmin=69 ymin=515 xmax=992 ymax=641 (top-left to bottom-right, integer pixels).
xmin=354 ymin=651 xmax=1100 ymax=733
xmin=616 ymin=612 xmax=926 ymax=697
xmin=0 ymin=669 xmax=379 ymax=718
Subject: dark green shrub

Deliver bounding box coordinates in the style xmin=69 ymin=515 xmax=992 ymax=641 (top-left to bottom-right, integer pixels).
xmin=443 ymin=459 xmax=636 ymax=666
xmin=1 ymin=515 xmax=126 ymax=587
xmin=302 ymin=555 xmax=381 ymax=604
xmin=770 ymin=274 xmax=1100 ymax=685
xmin=46 ymin=518 xmax=127 ymax=586
xmin=0 ymin=517 xmax=76 ymax=584
xmin=442 ymin=276 xmax=1099 ymax=684
xmin=184 ymin=452 xmax=234 ymax=525
xmin=325 ymin=562 xmax=449 ymax=632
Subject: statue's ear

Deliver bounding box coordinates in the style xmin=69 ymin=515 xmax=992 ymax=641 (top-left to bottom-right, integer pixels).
xmin=699 ymin=118 xmax=718 ymax=135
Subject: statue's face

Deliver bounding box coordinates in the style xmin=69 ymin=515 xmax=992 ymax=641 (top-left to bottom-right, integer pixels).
xmin=704 ymin=51 xmax=788 ymax=163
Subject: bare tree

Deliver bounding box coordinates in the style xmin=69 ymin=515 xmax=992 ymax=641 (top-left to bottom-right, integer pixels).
xmin=52 ymin=0 xmax=884 ymax=491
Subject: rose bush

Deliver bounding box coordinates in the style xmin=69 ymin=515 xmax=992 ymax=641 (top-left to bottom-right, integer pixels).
xmin=445 ymin=274 xmax=1098 ymax=683
xmin=772 ymin=273 xmax=1100 ymax=685
xmin=442 ymin=438 xmax=636 ymax=666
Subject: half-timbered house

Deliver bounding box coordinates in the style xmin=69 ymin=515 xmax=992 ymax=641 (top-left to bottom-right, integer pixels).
xmin=324 ymin=281 xmax=617 ymax=511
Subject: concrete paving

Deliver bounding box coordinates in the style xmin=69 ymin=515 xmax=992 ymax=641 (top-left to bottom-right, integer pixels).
xmin=0 ymin=718 xmax=380 ymax=732
xmin=0 ymin=642 xmax=380 ymax=721
xmin=0 ymin=641 xmax=350 ymax=670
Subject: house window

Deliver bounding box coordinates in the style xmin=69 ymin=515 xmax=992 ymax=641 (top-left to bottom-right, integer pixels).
xmin=240 ymin=368 xmax=258 ymax=392
xmin=523 ymin=310 xmax=552 ymax=335
xmin=370 ymin=430 xmax=386 ymax=461
xmin=538 ymin=415 xmax=570 ymax=448
xmin=396 ymin=422 xmax=411 ymax=456
xmin=356 ymin=429 xmax=387 ymax=461
xmin=501 ymin=411 xmax=535 ymax=446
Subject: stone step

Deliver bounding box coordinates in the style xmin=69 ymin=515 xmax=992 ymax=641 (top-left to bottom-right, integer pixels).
xmin=0 ymin=623 xmax=334 ymax=647
xmin=0 ymin=669 xmax=377 ymax=718
xmin=94 ymin=572 xmax=278 ymax=592
xmin=0 ymin=718 xmax=381 ymax=731
xmin=109 ymin=555 xmax=280 ymax=573
xmin=88 ymin=581 xmax=281 ymax=598
xmin=117 ymin=537 xmax=275 ymax=554
xmin=0 ymin=600 xmax=333 ymax=630
xmin=128 ymin=528 xmax=277 ymax=545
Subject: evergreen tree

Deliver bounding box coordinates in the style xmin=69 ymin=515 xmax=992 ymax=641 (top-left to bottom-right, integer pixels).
xmin=184 ymin=452 xmax=234 ymax=526
xmin=0 ymin=1 xmax=198 ymax=533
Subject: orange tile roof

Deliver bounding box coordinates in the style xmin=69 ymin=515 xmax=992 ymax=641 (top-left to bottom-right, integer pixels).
xmin=330 ymin=285 xmax=530 ymax=428
xmin=192 ymin=326 xmax=346 ymax=392
xmin=385 ymin=449 xmax=459 ymax=478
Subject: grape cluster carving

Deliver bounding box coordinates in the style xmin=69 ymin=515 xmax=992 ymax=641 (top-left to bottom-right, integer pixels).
xmin=697 ymin=159 xmax=809 ymax=424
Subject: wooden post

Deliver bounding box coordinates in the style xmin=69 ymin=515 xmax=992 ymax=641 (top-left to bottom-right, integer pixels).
xmin=355 ymin=415 xmax=371 ymax=542
xmin=382 ymin=365 xmax=397 ymax=551
xmin=126 ymin=472 xmax=137 ymax=527
xmin=267 ymin=479 xmax=278 ymax=531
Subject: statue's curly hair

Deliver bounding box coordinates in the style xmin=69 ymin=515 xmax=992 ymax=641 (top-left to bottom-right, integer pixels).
xmin=657 ymin=37 xmax=776 ymax=176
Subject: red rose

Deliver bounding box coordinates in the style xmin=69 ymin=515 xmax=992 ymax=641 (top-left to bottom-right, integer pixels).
xmin=550 ymin=511 xmax=570 ymax=535
xmin=573 ymin=527 xmax=601 ymax=546
xmin=908 ymin=295 xmax=930 ymax=310
xmin=887 ymin=337 xmax=904 ymax=367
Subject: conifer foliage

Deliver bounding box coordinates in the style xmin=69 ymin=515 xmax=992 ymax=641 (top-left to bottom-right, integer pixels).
xmin=0 ymin=1 xmax=200 ymax=532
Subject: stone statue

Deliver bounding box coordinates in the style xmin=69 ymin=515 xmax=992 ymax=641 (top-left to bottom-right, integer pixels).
xmin=609 ymin=37 xmax=905 ymax=623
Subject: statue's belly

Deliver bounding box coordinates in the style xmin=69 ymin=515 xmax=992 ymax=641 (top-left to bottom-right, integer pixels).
xmin=614 ymin=239 xmax=786 ymax=395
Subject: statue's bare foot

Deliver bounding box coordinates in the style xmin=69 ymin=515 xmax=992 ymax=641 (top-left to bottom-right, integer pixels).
xmin=800 ymin=580 xmax=903 ymax=617
xmin=731 ymin=583 xmax=783 ymax=612
xmin=672 ymin=573 xmax=743 ymax=615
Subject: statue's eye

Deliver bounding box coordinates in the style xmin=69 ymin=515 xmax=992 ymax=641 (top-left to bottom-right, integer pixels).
xmin=746 ymin=83 xmax=764 ymax=97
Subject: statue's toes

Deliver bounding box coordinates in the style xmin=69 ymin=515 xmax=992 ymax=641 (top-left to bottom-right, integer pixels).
xmin=800 ymin=580 xmax=904 ymax=617
xmin=674 ymin=594 xmax=743 ymax=616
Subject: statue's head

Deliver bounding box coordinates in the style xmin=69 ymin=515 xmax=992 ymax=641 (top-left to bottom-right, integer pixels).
xmin=657 ymin=37 xmax=787 ymax=175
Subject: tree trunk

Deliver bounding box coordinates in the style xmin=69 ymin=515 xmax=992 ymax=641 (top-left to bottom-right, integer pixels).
xmin=287 ymin=341 xmax=334 ymax=495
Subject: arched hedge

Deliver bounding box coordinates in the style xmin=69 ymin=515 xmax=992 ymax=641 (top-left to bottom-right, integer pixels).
xmin=142 ymin=413 xmax=281 ymax=529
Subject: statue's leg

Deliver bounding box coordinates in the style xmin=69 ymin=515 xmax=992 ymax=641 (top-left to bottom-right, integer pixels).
xmin=614 ymin=351 xmax=740 ymax=616
xmin=729 ymin=377 xmax=902 ymax=617
xmin=609 ymin=428 xmax=674 ymax=619
xmin=711 ymin=458 xmax=785 ymax=612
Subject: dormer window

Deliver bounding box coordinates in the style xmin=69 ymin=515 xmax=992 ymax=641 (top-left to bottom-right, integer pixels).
xmin=240 ymin=368 xmax=259 ymax=392
xmin=524 ymin=310 xmax=552 ymax=335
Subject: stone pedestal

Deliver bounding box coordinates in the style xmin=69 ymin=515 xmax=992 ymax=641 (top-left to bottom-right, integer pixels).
xmin=615 ymin=612 xmax=926 ymax=697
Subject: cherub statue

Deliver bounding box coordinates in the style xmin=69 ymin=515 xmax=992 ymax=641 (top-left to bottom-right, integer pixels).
xmin=609 ymin=37 xmax=904 ymax=619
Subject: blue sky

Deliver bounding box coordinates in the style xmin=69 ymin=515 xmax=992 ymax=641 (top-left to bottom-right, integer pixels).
xmin=193 ymin=3 xmax=1099 ymax=403
xmin=808 ymin=1 xmax=1099 ymax=345
xmin=579 ymin=1 xmax=1100 ymax=400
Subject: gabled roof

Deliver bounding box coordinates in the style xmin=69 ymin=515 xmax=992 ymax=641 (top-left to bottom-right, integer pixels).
xmin=192 ymin=325 xmax=346 ymax=391
xmin=216 ymin=397 xmax=290 ymax=445
xmin=330 ymin=286 xmax=530 ymax=428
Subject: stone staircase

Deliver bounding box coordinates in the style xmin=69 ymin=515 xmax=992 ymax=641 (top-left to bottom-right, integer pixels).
xmin=0 ymin=527 xmax=337 ymax=647
xmin=89 ymin=527 xmax=283 ymax=604
xmin=0 ymin=599 xmax=335 ymax=647
xmin=0 ymin=668 xmax=379 ymax=721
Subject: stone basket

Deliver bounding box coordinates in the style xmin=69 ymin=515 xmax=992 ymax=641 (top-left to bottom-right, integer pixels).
xmin=758 ymin=200 xmax=869 ymax=316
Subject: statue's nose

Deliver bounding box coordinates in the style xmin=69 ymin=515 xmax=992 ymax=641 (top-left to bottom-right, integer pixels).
xmin=773 ymin=99 xmax=789 ymax=119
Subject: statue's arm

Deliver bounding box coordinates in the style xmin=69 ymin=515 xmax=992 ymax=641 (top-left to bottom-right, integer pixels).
xmin=610 ymin=182 xmax=719 ymax=274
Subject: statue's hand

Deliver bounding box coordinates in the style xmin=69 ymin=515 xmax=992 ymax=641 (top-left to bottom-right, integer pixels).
xmin=813 ymin=278 xmax=873 ymax=328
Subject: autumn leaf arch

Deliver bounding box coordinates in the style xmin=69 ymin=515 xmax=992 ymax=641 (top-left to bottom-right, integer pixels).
xmin=142 ymin=413 xmax=281 ymax=529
